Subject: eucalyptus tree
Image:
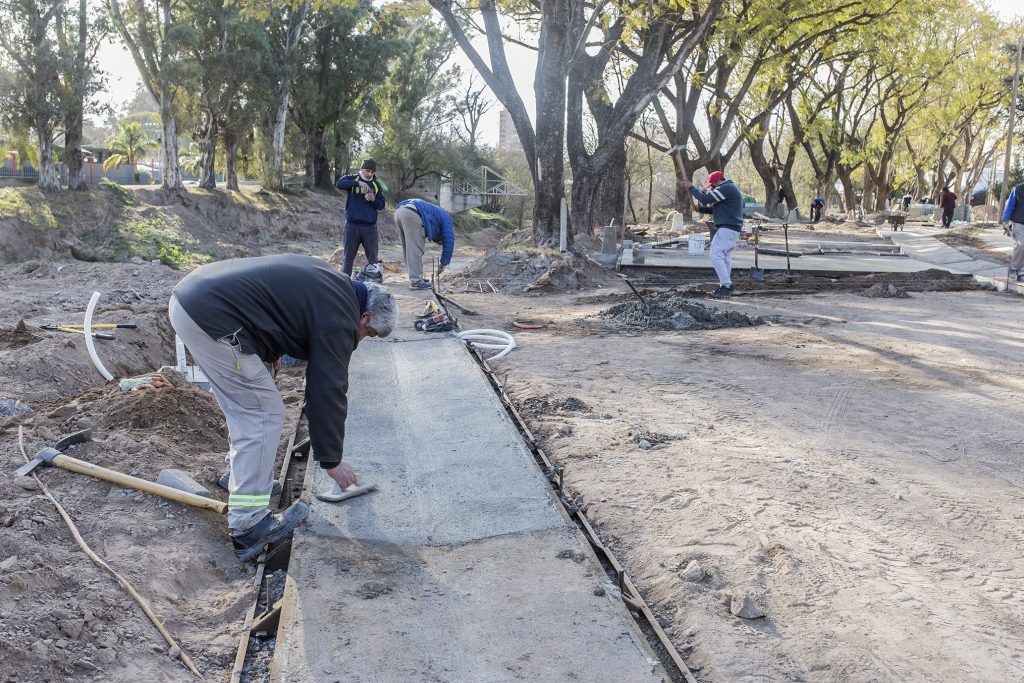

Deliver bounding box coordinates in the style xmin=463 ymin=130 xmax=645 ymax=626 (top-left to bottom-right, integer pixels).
xmin=367 ymin=16 xmax=461 ymax=192
xmin=0 ymin=0 xmax=68 ymax=191
xmin=289 ymin=0 xmax=383 ymax=190
xmin=176 ymin=0 xmax=257 ymax=189
xmin=109 ymin=0 xmax=187 ymax=190
xmin=55 ymin=0 xmax=107 ymax=190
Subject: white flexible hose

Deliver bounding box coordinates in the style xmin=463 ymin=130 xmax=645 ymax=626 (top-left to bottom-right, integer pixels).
xmin=84 ymin=291 xmax=114 ymax=381
xmin=457 ymin=329 xmax=516 ymax=360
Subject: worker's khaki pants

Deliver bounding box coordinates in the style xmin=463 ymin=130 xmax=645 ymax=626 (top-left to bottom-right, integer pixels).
xmin=1011 ymin=222 xmax=1024 ymax=275
xmin=168 ymin=296 xmax=283 ymax=533
xmin=710 ymin=227 xmax=740 ymax=287
xmin=396 ymin=205 xmax=427 ymax=282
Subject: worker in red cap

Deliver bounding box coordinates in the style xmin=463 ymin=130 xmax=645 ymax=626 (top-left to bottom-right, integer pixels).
xmin=681 ymin=170 xmax=745 ymax=296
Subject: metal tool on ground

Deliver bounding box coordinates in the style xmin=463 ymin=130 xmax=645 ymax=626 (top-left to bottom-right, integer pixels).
xmin=783 ymin=222 xmax=793 ymax=275
xmin=43 ymin=323 xmax=137 ymax=330
xmin=433 ymin=291 xmax=479 ymax=316
xmin=40 ymin=324 xmax=116 ymax=340
xmin=616 ymin=273 xmax=650 ymax=312
xmin=315 ymin=481 xmax=379 ymax=502
xmin=749 ymin=224 xmax=764 ymax=281
xmin=16 ymin=429 xmax=228 ymax=514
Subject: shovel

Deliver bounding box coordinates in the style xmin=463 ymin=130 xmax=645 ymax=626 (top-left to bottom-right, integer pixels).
xmin=749 ymin=225 xmax=764 ymax=281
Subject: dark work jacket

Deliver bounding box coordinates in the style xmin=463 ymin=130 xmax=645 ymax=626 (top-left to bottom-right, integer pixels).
xmin=336 ymin=174 xmax=386 ymax=225
xmin=689 ymin=180 xmax=745 ymax=231
xmin=172 ymin=254 xmax=365 ymax=469
xmin=939 ymin=190 xmax=957 ymax=210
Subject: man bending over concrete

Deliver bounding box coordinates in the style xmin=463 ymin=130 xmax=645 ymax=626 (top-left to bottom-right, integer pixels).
xmin=681 ymin=170 xmax=745 ymax=297
xmin=168 ymin=254 xmax=398 ymax=561
xmin=394 ymin=198 xmax=456 ymax=289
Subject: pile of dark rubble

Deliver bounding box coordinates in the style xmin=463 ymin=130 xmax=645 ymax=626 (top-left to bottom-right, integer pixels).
xmin=598 ymin=292 xmax=767 ymax=332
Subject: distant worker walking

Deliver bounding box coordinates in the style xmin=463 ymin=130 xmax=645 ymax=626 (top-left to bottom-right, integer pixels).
xmin=168 ymin=254 xmax=398 ymax=561
xmin=336 ymin=159 xmax=386 ymax=281
xmin=1002 ymin=182 xmax=1024 ymax=282
xmin=681 ymin=170 xmax=745 ymax=297
xmin=394 ymin=198 xmax=456 ymax=290
xmin=939 ymin=186 xmax=957 ymax=229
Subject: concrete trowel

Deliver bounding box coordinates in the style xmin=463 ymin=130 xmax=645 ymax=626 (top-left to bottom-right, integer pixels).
xmin=315 ymin=481 xmax=379 ymax=503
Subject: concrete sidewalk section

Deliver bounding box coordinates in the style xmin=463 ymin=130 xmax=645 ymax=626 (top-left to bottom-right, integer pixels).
xmin=272 ymin=337 xmax=664 ymax=682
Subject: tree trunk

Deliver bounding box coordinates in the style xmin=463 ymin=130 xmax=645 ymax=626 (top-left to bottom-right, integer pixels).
xmin=199 ymin=109 xmax=218 ymax=189
xmin=836 ymin=165 xmax=857 ymax=213
xmin=224 ymin=134 xmax=239 ymax=191
xmin=64 ymin=104 xmax=87 ymax=191
xmin=36 ymin=128 xmax=62 ymax=193
xmin=530 ymin=2 xmax=571 ymax=245
xmin=570 ymin=144 xmax=626 ymax=236
xmin=159 ymin=88 xmax=182 ymax=191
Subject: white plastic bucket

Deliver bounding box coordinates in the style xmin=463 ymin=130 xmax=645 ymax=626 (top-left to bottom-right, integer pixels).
xmin=688 ymin=234 xmax=707 ymax=255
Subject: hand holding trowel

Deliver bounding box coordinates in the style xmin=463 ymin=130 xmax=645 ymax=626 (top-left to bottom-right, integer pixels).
xmin=318 ymin=460 xmax=378 ymax=502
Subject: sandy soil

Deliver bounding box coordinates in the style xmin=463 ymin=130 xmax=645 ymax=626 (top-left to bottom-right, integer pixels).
xmin=446 ymin=282 xmax=1024 ymax=682
xmin=0 ymin=259 xmax=307 ymax=682
xmin=3 ymin=185 xmax=1022 ymax=682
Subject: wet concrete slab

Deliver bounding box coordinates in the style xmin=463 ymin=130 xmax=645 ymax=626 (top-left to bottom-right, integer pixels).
xmin=272 ymin=336 xmax=664 ymax=682
xmin=620 ymin=247 xmax=935 ymax=273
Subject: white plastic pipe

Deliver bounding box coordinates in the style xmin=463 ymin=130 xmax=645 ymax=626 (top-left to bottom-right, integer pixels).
xmin=84 ymin=291 xmax=114 ymax=381
xmin=457 ymin=329 xmax=516 ymax=360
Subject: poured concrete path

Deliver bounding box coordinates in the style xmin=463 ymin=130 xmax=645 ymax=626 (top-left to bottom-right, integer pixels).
xmin=622 ymin=226 xmax=1024 ymax=295
xmin=271 ymin=335 xmax=664 ymax=682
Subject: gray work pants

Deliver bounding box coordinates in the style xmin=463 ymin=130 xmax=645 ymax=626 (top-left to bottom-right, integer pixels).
xmin=168 ymin=296 xmax=283 ymax=533
xmin=1011 ymin=222 xmax=1024 ymax=275
xmin=710 ymin=227 xmax=740 ymax=287
xmin=396 ymin=205 xmax=426 ymax=282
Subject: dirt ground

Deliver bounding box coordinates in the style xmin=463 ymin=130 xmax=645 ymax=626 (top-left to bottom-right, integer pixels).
xmin=2 ymin=183 xmax=1022 ymax=681
xmin=448 ymin=281 xmax=1024 ymax=682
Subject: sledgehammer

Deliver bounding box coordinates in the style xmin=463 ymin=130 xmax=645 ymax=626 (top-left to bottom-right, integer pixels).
xmin=17 ymin=429 xmax=227 ymax=514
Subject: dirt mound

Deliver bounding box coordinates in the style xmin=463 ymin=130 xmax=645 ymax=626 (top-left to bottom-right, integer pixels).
xmin=453 ymin=250 xmax=605 ymax=292
xmin=0 ymin=320 xmax=41 ymax=351
xmin=520 ymin=395 xmax=592 ymax=417
xmin=0 ymin=184 xmax=355 ymax=266
xmin=100 ymin=382 xmax=225 ymax=433
xmin=860 ymin=283 xmax=909 ymax=298
xmin=595 ymin=292 xmax=767 ymax=332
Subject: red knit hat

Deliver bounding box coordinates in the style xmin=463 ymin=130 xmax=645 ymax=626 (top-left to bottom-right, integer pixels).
xmin=707 ymin=171 xmax=725 ymax=186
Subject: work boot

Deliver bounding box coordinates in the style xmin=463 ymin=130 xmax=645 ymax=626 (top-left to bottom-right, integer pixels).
xmin=217 ymin=469 xmax=282 ymax=496
xmin=409 ymin=279 xmax=432 ymax=290
xmin=1016 ymin=273 xmax=1024 ymax=282
xmin=230 ymin=501 xmax=309 ymax=563
xmin=711 ymin=285 xmax=734 ymax=297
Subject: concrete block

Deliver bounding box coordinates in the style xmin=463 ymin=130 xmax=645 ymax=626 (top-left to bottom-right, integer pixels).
xmin=156 ymin=468 xmax=209 ymax=496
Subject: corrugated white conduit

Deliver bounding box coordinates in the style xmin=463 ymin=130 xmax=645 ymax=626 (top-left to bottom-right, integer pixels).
xmin=84 ymin=291 xmax=114 ymax=381
xmin=456 ymin=329 xmax=516 ymax=360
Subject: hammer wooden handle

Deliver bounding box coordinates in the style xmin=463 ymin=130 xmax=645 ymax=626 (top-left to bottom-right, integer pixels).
xmin=55 ymin=454 xmax=227 ymax=514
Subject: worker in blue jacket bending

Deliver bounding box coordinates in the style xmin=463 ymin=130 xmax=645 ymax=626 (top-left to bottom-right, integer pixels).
xmin=681 ymin=170 xmax=745 ymax=297
xmin=336 ymin=159 xmax=386 ymax=281
xmin=394 ymin=198 xmax=456 ymax=289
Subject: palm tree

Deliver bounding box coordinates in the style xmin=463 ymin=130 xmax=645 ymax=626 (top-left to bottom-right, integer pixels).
xmin=103 ymin=122 xmax=158 ymax=184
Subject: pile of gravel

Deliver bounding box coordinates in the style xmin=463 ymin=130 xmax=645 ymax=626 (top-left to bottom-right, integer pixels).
xmin=598 ymin=292 xmax=766 ymax=331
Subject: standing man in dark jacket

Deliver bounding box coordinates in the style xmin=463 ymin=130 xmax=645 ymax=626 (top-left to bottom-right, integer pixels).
xmin=939 ymin=186 xmax=957 ymax=228
xmin=168 ymin=254 xmax=398 ymax=561
xmin=1001 ymin=183 xmax=1024 ymax=281
xmin=336 ymin=159 xmax=386 ymax=280
xmin=394 ymin=198 xmax=456 ymax=289
xmin=681 ymin=170 xmax=745 ymax=296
